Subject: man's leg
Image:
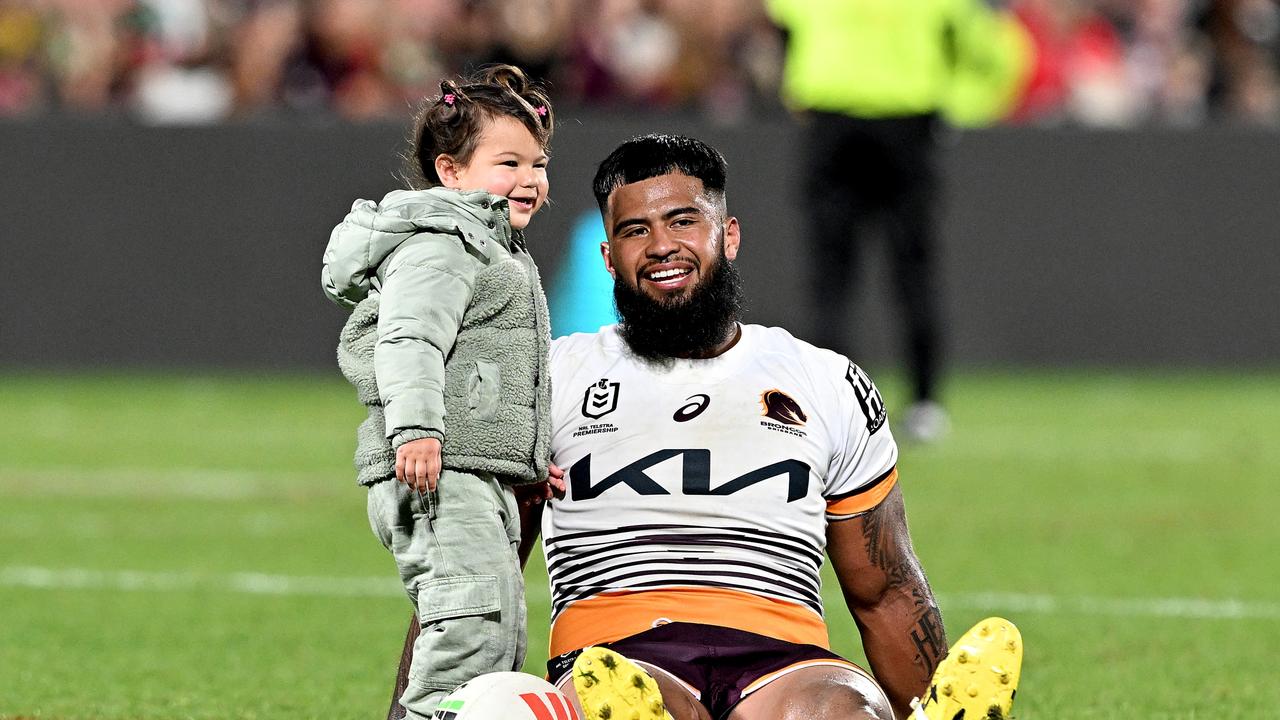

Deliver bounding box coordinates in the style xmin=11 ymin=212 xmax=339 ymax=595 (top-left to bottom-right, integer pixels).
xmin=728 ymin=665 xmax=893 ymax=720
xmin=386 ymin=614 xmax=419 ymax=720
xmin=881 ymin=115 xmax=943 ymax=407
xmin=803 ymin=112 xmax=872 ymax=356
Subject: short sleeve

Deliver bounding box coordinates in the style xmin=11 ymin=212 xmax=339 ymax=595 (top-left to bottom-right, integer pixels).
xmin=823 ymin=359 xmax=898 ymax=520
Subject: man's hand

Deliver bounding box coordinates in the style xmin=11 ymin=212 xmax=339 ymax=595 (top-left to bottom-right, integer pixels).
xmin=396 ymin=437 xmax=442 ymax=492
xmin=512 ymin=463 xmax=567 ymax=508
xmin=548 ymin=462 xmax=566 ymax=497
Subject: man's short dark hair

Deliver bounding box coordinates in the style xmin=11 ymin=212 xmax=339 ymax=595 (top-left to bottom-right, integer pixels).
xmin=592 ymin=134 xmax=728 ymax=212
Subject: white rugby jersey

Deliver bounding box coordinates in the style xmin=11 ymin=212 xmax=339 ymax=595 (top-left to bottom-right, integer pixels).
xmin=543 ymin=324 xmax=899 ymax=656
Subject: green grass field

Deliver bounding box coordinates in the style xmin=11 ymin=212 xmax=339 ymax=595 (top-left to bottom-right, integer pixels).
xmin=2 ymin=370 xmax=1278 ymax=719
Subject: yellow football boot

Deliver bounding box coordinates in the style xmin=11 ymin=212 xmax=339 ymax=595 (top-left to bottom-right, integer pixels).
xmin=572 ymin=647 xmax=673 ymax=720
xmin=910 ymin=617 xmax=1022 ymax=720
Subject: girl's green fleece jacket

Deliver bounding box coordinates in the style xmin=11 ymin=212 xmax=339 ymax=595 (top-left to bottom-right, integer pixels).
xmin=321 ymin=187 xmax=551 ymax=486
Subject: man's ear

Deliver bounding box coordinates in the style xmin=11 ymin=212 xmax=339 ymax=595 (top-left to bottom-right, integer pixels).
xmin=599 ymin=241 xmax=616 ymax=277
xmin=723 ymin=217 xmax=741 ymax=261
xmin=434 ymin=154 xmax=461 ymax=189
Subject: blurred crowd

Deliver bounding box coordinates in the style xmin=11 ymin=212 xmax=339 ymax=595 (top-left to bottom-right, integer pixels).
xmin=0 ymin=0 xmax=1277 ymax=126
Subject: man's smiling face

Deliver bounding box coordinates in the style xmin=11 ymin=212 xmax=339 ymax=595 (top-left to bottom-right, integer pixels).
xmin=600 ymin=172 xmax=740 ymax=304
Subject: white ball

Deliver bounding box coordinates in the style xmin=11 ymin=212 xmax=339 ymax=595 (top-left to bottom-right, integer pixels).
xmin=432 ymin=672 xmax=578 ymax=720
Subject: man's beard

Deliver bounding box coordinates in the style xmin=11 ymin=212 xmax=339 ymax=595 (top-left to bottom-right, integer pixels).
xmin=613 ymin=250 xmax=744 ymax=362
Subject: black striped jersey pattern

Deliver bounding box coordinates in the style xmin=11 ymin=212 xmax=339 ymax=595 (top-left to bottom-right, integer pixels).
xmin=544 ymin=522 xmax=825 ymax=619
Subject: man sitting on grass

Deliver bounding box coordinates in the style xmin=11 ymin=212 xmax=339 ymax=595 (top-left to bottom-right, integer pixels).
xmin=393 ymin=134 xmax=1022 ymax=720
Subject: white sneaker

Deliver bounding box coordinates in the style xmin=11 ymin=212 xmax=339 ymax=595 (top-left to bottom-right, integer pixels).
xmin=901 ymin=401 xmax=950 ymax=443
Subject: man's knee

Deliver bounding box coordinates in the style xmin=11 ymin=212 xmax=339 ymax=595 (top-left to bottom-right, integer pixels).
xmin=733 ymin=666 xmax=892 ymax=720
xmin=798 ymin=682 xmax=892 ymax=720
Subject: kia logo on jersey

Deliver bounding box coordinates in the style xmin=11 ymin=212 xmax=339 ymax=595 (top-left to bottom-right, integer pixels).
xmin=568 ymin=449 xmax=810 ymax=502
xmin=581 ymin=379 xmax=620 ymax=419
xmin=760 ymin=389 xmax=807 ymax=426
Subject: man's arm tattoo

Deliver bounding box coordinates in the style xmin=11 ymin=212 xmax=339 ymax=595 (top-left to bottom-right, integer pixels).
xmin=860 ymin=500 xmax=910 ymax=585
xmin=909 ymin=589 xmax=946 ymax=678
xmin=861 ymin=499 xmax=947 ymax=679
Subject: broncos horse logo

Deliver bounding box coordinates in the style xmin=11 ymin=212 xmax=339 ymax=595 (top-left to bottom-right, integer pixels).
xmin=760 ymin=389 xmax=807 ymax=426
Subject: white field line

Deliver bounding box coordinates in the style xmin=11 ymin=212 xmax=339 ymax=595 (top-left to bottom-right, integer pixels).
xmin=0 ymin=467 xmax=349 ymax=500
xmin=0 ymin=566 xmax=403 ymax=598
xmin=2 ymin=566 xmax=1276 ymax=621
xmin=0 ymin=566 xmax=555 ymax=604
xmin=935 ymin=591 xmax=1280 ymax=621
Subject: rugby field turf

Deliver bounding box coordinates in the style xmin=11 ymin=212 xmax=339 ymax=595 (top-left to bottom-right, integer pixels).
xmin=1 ymin=371 xmax=1277 ymax=718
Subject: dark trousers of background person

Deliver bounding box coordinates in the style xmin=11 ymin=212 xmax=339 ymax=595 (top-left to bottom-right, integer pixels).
xmin=803 ymin=111 xmax=943 ymax=405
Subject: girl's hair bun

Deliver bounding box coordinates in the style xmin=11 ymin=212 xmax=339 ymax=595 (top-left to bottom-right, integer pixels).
xmin=477 ymin=65 xmax=530 ymax=95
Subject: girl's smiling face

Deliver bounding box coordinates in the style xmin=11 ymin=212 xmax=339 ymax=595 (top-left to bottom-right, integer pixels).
xmin=436 ymin=115 xmax=549 ymax=230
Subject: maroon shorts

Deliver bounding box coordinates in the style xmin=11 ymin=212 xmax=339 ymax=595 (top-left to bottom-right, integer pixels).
xmin=547 ymin=622 xmax=861 ymax=719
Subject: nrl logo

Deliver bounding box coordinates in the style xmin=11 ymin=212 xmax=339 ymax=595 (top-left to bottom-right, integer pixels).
xmin=581 ymin=378 xmax=620 ymax=419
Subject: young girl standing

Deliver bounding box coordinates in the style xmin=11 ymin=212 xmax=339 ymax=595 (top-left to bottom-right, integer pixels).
xmin=321 ymin=65 xmax=554 ymax=719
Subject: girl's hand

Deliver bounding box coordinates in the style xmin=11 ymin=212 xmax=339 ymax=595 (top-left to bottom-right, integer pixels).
xmin=396 ymin=438 xmax=442 ymax=492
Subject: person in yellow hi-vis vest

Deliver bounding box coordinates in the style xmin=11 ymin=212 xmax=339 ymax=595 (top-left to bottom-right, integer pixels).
xmin=767 ymin=0 xmax=1030 ymax=442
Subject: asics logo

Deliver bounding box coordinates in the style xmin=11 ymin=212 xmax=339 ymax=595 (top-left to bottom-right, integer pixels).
xmin=673 ymin=394 xmax=710 ymax=422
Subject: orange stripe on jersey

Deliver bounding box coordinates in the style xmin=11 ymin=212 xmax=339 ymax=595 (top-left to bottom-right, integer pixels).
xmin=548 ymin=587 xmax=830 ymax=657
xmin=825 ymin=467 xmax=897 ymax=518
